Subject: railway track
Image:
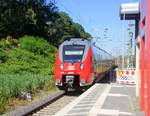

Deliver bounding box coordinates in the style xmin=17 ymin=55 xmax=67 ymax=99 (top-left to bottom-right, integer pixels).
xmin=30 ymin=79 xmax=109 ymax=116
xmin=3 ymin=90 xmax=84 ymax=116
xmin=31 ymin=91 xmax=83 ymax=116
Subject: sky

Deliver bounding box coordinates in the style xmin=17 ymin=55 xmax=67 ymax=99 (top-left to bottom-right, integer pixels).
xmin=55 ymin=0 xmax=140 ymax=56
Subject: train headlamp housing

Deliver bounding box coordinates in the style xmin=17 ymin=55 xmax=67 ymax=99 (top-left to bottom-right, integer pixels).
xmin=60 ymin=64 xmax=64 ymax=69
xmin=56 ymin=78 xmax=61 ymax=84
xmin=81 ymin=78 xmax=86 ymax=84
xmin=80 ymin=64 xmax=84 ymax=69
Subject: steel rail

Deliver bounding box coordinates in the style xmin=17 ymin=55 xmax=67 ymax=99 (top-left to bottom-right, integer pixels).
xmin=3 ymin=91 xmax=65 ymax=116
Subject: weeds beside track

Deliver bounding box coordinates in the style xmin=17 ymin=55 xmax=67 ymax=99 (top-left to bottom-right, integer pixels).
xmin=0 ymin=74 xmax=55 ymax=114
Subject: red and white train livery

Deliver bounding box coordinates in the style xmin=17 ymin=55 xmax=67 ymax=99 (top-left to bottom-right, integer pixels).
xmin=54 ymin=38 xmax=114 ymax=90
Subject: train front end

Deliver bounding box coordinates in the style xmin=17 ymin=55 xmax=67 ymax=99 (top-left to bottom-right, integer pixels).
xmin=54 ymin=39 xmax=94 ymax=90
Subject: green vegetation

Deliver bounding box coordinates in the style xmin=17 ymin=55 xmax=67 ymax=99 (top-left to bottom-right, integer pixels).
xmin=0 ymin=36 xmax=56 ymax=75
xmin=48 ymin=12 xmax=91 ymax=46
xmin=0 ymin=74 xmax=54 ymax=114
xmin=19 ymin=36 xmax=57 ymax=56
xmin=0 ymin=48 xmax=54 ymax=75
xmin=0 ymin=36 xmax=56 ymax=114
xmin=0 ymin=0 xmax=91 ymax=114
xmin=0 ymin=0 xmax=91 ymax=45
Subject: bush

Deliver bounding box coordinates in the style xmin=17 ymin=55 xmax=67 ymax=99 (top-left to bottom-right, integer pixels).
xmin=19 ymin=36 xmax=57 ymax=57
xmin=0 ymin=48 xmax=55 ymax=75
xmin=0 ymin=48 xmax=7 ymax=63
xmin=0 ymin=36 xmax=18 ymax=49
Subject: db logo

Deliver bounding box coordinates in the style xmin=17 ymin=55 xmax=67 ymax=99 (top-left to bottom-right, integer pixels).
xmin=68 ymin=66 xmax=75 ymax=70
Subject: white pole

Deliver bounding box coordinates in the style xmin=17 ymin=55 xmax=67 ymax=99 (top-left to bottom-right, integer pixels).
xmin=122 ymin=13 xmax=126 ymax=69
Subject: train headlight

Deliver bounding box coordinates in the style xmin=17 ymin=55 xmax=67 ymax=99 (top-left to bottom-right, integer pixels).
xmin=60 ymin=64 xmax=64 ymax=69
xmin=56 ymin=78 xmax=61 ymax=85
xmin=80 ymin=64 xmax=84 ymax=69
xmin=81 ymin=78 xmax=86 ymax=84
xmin=56 ymin=78 xmax=61 ymax=83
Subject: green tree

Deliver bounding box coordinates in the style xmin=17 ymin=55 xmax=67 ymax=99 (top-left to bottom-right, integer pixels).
xmin=0 ymin=1 xmax=91 ymax=47
xmin=0 ymin=0 xmax=57 ymax=39
xmin=47 ymin=12 xmax=91 ymax=46
xmin=47 ymin=12 xmax=72 ymax=45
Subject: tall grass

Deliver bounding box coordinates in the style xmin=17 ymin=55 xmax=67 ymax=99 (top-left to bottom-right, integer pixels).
xmin=0 ymin=74 xmax=54 ymax=114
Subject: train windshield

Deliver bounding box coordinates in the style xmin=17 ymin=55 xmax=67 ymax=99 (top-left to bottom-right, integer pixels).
xmin=63 ymin=45 xmax=85 ymax=63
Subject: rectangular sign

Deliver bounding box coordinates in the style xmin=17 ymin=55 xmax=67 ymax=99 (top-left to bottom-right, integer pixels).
xmin=68 ymin=66 xmax=75 ymax=70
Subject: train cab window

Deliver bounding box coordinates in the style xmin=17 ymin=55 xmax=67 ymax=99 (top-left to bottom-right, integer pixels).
xmin=63 ymin=45 xmax=85 ymax=63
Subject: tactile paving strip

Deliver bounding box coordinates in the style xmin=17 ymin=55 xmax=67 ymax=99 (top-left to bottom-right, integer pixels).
xmin=54 ymin=84 xmax=107 ymax=116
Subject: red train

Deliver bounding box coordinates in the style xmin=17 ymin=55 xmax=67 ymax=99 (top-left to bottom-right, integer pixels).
xmin=54 ymin=38 xmax=115 ymax=91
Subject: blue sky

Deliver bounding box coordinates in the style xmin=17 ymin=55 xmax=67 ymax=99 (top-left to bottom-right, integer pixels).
xmin=55 ymin=0 xmax=139 ymax=56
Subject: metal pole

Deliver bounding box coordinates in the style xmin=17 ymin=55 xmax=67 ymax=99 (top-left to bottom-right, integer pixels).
xmin=122 ymin=13 xmax=125 ymax=69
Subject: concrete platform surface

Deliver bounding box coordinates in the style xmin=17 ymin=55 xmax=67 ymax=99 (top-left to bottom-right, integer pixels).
xmin=54 ymin=83 xmax=145 ymax=116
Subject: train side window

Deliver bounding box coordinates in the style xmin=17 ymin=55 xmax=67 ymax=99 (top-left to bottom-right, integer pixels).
xmin=91 ymin=56 xmax=95 ymax=65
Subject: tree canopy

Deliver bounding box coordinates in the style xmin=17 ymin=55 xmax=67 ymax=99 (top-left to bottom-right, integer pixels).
xmin=0 ymin=0 xmax=91 ymax=46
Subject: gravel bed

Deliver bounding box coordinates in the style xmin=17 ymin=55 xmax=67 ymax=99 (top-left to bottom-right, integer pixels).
xmin=31 ymin=91 xmax=83 ymax=116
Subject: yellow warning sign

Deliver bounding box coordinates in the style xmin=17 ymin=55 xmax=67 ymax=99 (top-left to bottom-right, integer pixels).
xmin=117 ymin=70 xmax=123 ymax=78
xmin=116 ymin=69 xmax=136 ymax=85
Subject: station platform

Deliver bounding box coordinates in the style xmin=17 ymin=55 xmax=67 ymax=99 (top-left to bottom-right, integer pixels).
xmin=54 ymin=83 xmax=145 ymax=116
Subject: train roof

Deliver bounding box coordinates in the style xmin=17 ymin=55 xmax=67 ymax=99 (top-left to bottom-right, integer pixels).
xmin=60 ymin=38 xmax=91 ymax=46
xmin=95 ymin=46 xmax=113 ymax=57
xmin=60 ymin=38 xmax=113 ymax=57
